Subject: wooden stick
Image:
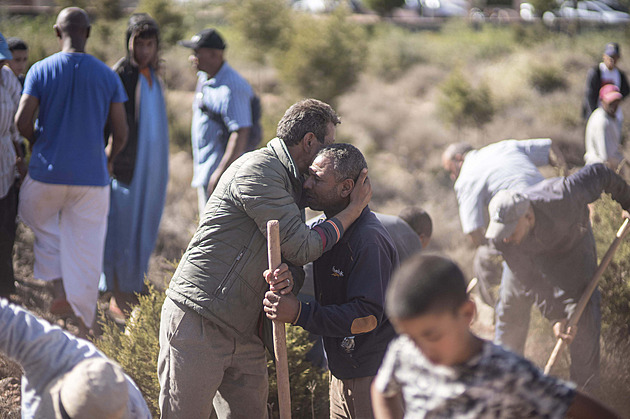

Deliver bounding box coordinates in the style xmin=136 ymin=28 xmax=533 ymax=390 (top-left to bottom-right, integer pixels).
xmin=544 ymin=218 xmax=630 ymax=375
xmin=267 ymin=220 xmax=291 ymax=418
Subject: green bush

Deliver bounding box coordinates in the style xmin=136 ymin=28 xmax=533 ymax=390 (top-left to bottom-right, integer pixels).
xmin=366 ymin=25 xmax=427 ymax=81
xmin=591 ymin=195 xmax=630 ymax=413
xmin=438 ymin=70 xmax=494 ymax=131
xmin=267 ymin=325 xmax=329 ymax=418
xmin=96 ymin=283 xmax=165 ymax=417
xmin=363 ymin=0 xmax=405 ymax=15
xmin=136 ymin=0 xmax=184 ymax=45
xmin=276 ymin=9 xmax=367 ymax=104
xmin=97 ymin=285 xmax=329 ymax=418
xmin=227 ymin=0 xmax=292 ymax=63
xmin=94 ymin=0 xmax=123 ymax=21
xmin=528 ymin=63 xmax=568 ymax=94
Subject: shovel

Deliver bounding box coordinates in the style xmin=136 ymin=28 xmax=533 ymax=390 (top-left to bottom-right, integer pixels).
xmin=544 ymin=218 xmax=630 ymax=375
xmin=267 ymin=220 xmax=291 ymax=418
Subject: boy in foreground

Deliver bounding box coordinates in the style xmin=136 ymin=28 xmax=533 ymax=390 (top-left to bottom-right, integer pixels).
xmin=371 ymin=254 xmax=620 ymax=418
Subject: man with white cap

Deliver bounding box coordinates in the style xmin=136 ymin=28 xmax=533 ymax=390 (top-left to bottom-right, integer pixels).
xmin=485 ymin=163 xmax=630 ymax=391
xmin=0 ymin=298 xmax=151 ymax=418
xmin=585 ymin=84 xmax=625 ymax=169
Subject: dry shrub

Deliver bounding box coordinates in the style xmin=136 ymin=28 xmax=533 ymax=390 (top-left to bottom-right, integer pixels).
xmin=97 ymin=283 xmax=166 ymax=417
xmin=588 ymin=195 xmax=630 ymax=413
xmin=438 ymin=70 xmax=494 ymax=132
xmin=528 ymin=63 xmax=568 ymax=94
xmin=267 ymin=326 xmax=329 ymax=419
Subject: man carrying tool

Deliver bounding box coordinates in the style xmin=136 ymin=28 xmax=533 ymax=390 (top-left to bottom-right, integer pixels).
xmin=264 ymin=144 xmax=398 ymax=418
xmin=442 ymin=138 xmax=564 ymax=347
xmin=485 ymin=163 xmax=630 ymax=391
xmin=158 ymin=99 xmax=371 ymax=418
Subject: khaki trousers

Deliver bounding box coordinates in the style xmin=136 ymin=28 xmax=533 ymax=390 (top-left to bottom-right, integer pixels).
xmin=329 ymin=374 xmax=375 ymax=419
xmin=158 ymin=296 xmax=269 ymax=419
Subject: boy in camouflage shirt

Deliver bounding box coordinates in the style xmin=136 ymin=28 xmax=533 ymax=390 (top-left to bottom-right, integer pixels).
xmin=371 ymin=255 xmax=620 ymax=419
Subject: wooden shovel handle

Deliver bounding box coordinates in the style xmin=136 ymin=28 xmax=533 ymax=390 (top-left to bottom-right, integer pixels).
xmin=544 ymin=218 xmax=630 ymax=375
xmin=267 ymin=220 xmax=291 ymax=418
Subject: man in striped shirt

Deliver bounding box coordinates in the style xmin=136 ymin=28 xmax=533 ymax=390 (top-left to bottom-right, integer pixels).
xmin=179 ymin=28 xmax=255 ymax=214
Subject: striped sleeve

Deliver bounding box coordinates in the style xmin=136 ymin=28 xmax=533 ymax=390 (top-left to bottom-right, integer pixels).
xmin=312 ymin=218 xmax=344 ymax=252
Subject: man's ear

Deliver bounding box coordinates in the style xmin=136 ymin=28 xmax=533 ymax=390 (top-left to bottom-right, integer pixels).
xmin=339 ymin=178 xmax=354 ymax=198
xmin=460 ymin=299 xmax=477 ymax=325
xmin=86 ymin=26 xmax=91 ymax=39
xmin=54 ymin=25 xmax=61 ymax=39
xmin=301 ymin=132 xmax=317 ymax=153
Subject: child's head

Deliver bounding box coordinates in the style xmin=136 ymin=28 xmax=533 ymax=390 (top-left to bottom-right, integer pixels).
xmin=399 ymin=206 xmax=432 ymax=249
xmin=125 ymin=13 xmax=160 ymax=69
xmin=7 ymin=37 xmax=28 ymax=77
xmin=386 ymin=254 xmax=476 ymax=366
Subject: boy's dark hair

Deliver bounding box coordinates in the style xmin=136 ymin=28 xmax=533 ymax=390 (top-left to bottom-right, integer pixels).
xmin=315 ymin=143 xmax=367 ymax=183
xmin=399 ymin=206 xmax=432 ymax=238
xmin=126 ymin=13 xmax=160 ymax=48
xmin=386 ymin=254 xmax=467 ymax=319
xmin=277 ymin=99 xmax=340 ymax=146
xmin=7 ymin=37 xmax=28 ymax=51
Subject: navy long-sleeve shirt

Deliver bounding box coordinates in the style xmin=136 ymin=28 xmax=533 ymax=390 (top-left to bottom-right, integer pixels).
xmin=296 ymin=207 xmax=399 ymax=379
xmin=492 ymin=164 xmax=630 ymax=320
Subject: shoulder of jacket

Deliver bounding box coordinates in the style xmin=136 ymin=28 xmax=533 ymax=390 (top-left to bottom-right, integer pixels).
xmin=233 ymin=148 xmax=285 ymax=179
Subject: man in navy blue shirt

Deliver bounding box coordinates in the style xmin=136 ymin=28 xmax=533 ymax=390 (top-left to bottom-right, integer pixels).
xmin=264 ymin=143 xmax=398 ymax=419
xmin=486 ymin=163 xmax=630 ymax=391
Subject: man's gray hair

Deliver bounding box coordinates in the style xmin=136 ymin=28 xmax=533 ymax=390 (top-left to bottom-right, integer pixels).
xmin=442 ymin=142 xmax=473 ymax=163
xmin=277 ymin=99 xmax=341 ymax=146
xmin=316 ymin=143 xmax=367 ymax=182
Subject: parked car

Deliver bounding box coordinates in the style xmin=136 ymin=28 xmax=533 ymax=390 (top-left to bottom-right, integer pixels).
xmin=405 ymin=0 xmax=469 ymax=17
xmin=557 ymin=0 xmax=630 ymax=23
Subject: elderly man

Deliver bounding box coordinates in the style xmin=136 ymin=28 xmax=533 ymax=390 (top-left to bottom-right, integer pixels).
xmin=15 ymin=7 xmax=128 ymax=335
xmin=158 ymin=99 xmax=371 ymax=418
xmin=264 ymin=144 xmax=398 ymax=419
xmin=179 ymin=28 xmax=257 ymax=214
xmin=486 ymin=163 xmax=630 ymax=390
xmin=585 ymin=84 xmax=624 ymax=169
xmin=583 ymin=42 xmax=629 ymax=122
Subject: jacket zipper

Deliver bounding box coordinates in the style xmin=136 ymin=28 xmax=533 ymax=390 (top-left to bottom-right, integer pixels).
xmin=214 ymin=247 xmax=246 ymax=297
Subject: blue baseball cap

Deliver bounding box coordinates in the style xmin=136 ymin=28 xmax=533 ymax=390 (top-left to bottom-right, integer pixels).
xmin=604 ymin=42 xmax=620 ymax=58
xmin=0 ymin=32 xmax=13 ymax=60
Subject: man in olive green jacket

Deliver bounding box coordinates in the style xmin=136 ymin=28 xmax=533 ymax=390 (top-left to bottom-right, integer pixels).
xmin=158 ymin=99 xmax=371 ymax=418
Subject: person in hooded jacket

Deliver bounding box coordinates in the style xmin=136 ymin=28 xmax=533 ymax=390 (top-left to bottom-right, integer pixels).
xmin=101 ymin=13 xmax=169 ymax=321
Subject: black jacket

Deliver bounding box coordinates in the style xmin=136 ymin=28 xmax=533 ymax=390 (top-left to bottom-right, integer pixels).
xmin=105 ymin=57 xmax=140 ymax=185
xmin=582 ymin=64 xmax=630 ymax=120
xmin=296 ymin=207 xmax=399 ymax=379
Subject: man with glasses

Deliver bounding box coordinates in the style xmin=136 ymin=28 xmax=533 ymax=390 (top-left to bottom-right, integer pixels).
xmin=179 ymin=28 xmax=255 ymax=214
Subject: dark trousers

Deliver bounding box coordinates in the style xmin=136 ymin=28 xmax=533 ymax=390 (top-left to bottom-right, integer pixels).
xmin=0 ymin=183 xmax=18 ymax=295
xmin=495 ymin=267 xmax=601 ymax=390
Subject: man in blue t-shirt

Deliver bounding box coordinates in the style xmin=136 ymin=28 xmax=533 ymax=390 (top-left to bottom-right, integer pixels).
xmin=15 ymin=7 xmax=128 ymax=336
